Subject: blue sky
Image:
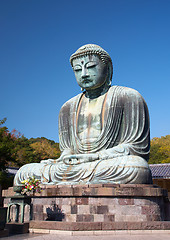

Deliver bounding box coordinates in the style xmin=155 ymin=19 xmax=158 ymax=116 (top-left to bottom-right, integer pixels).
xmin=0 ymin=0 xmax=170 ymax=142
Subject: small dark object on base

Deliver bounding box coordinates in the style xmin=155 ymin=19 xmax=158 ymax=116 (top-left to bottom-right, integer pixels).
xmin=46 ymin=203 xmax=65 ymax=221
xmin=13 ymin=185 xmax=23 ymax=196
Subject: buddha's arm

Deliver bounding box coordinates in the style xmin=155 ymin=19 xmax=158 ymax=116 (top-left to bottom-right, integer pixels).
xmin=98 ymin=144 xmax=130 ymax=160
xmin=96 ymin=88 xmax=150 ymax=161
xmin=97 ymin=88 xmax=150 ymax=161
xmin=40 ymin=149 xmax=73 ymax=164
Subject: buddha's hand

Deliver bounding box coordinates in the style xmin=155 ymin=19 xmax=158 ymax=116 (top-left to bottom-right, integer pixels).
xmin=63 ymin=153 xmax=99 ymax=165
xmin=40 ymin=158 xmax=62 ymax=164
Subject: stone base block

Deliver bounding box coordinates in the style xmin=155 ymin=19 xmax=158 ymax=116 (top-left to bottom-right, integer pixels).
xmin=29 ymin=221 xmax=170 ymax=231
xmin=3 ymin=184 xmax=170 ymax=225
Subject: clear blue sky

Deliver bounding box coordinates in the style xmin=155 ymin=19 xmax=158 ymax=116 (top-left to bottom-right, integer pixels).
xmin=1 ymin=0 xmax=170 ymax=142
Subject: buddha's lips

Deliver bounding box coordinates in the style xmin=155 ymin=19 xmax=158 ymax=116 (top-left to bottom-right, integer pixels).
xmin=82 ymin=79 xmax=92 ymax=83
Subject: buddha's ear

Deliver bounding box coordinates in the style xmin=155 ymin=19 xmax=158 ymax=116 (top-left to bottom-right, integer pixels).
xmin=106 ymin=61 xmax=113 ymax=87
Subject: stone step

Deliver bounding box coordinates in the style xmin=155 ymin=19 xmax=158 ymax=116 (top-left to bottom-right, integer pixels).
xmin=29 ymin=221 xmax=170 ymax=231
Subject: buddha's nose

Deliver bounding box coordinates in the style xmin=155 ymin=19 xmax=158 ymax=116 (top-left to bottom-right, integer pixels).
xmin=81 ymin=66 xmax=89 ymax=78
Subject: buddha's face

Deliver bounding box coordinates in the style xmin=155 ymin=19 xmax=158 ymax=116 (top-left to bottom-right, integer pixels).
xmin=72 ymin=54 xmax=108 ymax=90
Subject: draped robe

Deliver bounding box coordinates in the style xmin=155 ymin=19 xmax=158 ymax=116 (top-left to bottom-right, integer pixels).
xmin=14 ymin=86 xmax=152 ymax=185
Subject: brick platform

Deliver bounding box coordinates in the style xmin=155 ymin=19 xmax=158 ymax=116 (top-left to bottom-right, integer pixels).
xmin=3 ymin=184 xmax=170 ymax=225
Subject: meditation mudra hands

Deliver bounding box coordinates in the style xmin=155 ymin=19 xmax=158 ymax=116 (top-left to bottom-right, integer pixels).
xmin=63 ymin=153 xmax=99 ymax=164
xmin=60 ymin=148 xmax=128 ymax=164
xmin=40 ymin=145 xmax=130 ymax=165
xmin=40 ymin=153 xmax=99 ymax=165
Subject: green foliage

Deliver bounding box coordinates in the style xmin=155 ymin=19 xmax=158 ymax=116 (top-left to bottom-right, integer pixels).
xmin=30 ymin=139 xmax=60 ymax=161
xmin=0 ymin=118 xmax=61 ymax=189
xmin=149 ymin=135 xmax=170 ymax=164
xmin=0 ymin=118 xmax=7 ymax=125
xmin=29 ymin=137 xmax=56 ymax=145
xmin=0 ymin=118 xmax=61 ymax=169
xmin=11 ymin=136 xmax=37 ymax=167
xmin=0 ymin=118 xmax=15 ymax=170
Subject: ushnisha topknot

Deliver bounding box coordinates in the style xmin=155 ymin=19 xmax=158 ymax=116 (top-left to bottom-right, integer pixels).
xmin=70 ymin=44 xmax=112 ymax=67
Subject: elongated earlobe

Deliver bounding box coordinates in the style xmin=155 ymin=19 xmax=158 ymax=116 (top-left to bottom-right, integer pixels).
xmin=106 ymin=62 xmax=113 ymax=87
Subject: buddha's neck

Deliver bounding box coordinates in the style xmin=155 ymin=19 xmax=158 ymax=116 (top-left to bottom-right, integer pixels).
xmin=84 ymin=84 xmax=110 ymax=99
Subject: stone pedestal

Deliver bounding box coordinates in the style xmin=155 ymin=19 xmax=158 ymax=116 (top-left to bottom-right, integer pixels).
xmin=3 ymin=184 xmax=169 ymax=220
xmin=2 ymin=184 xmax=170 ymax=231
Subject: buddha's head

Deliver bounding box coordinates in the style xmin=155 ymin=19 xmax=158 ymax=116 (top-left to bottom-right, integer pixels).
xmin=70 ymin=44 xmax=113 ymax=91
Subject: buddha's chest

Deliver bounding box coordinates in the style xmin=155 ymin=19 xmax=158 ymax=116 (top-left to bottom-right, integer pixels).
xmin=76 ymin=95 xmax=106 ymax=143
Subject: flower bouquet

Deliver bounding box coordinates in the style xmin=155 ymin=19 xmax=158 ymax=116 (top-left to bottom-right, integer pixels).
xmin=21 ymin=177 xmax=42 ymax=195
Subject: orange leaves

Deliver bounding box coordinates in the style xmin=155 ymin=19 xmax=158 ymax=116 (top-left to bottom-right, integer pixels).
xmin=149 ymin=135 xmax=170 ymax=164
xmin=30 ymin=139 xmax=60 ymax=160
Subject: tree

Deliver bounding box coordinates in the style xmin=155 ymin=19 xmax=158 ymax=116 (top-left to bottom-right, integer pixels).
xmin=0 ymin=118 xmax=16 ymax=189
xmin=0 ymin=119 xmax=62 ymax=189
xmin=30 ymin=138 xmax=60 ymax=161
xmin=0 ymin=118 xmax=14 ymax=170
xmin=149 ymin=135 xmax=170 ymax=164
xmin=11 ymin=136 xmax=37 ymax=167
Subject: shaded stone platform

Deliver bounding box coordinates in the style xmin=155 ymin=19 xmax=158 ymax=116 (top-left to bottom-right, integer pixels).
xmin=0 ymin=229 xmax=9 ymax=238
xmin=2 ymin=184 xmax=170 ymax=230
xmin=5 ymin=222 xmax=29 ymax=235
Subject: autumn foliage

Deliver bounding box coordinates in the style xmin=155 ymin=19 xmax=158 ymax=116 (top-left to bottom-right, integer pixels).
xmin=0 ymin=118 xmax=60 ymax=170
xmin=149 ymin=135 xmax=170 ymax=164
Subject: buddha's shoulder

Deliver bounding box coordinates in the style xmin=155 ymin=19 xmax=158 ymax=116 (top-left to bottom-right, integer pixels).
xmin=111 ymin=85 xmax=143 ymax=98
xmin=60 ymin=93 xmax=82 ymax=111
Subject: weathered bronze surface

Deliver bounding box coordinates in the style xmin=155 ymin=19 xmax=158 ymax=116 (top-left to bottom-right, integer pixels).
xmin=14 ymin=44 xmax=152 ymax=185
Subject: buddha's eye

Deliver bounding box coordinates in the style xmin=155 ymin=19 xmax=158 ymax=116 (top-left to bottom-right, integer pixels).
xmin=86 ymin=62 xmax=97 ymax=69
xmin=73 ymin=65 xmax=82 ymax=72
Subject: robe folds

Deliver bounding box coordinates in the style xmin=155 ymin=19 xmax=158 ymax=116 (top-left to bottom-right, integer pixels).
xmin=14 ymin=86 xmax=152 ymax=185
